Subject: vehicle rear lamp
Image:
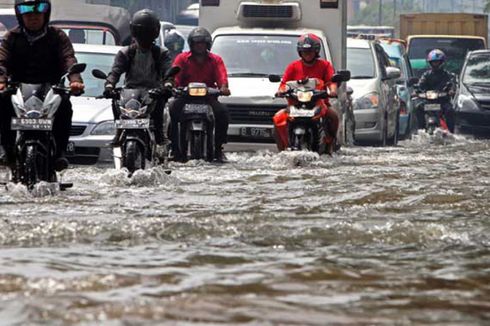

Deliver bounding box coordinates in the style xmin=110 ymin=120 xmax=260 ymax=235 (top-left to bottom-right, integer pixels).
xmin=320 ymin=0 xmax=339 ymax=9
xmin=297 ymin=91 xmax=313 ymax=103
xmin=201 ymin=0 xmax=220 ymax=6
xmin=189 ymin=87 xmax=208 ymax=97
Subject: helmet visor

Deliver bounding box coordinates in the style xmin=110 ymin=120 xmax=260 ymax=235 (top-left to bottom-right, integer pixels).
xmin=16 ymin=2 xmax=50 ymax=15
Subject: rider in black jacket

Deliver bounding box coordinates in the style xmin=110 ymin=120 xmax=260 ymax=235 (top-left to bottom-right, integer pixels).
xmin=416 ymin=49 xmax=456 ymax=132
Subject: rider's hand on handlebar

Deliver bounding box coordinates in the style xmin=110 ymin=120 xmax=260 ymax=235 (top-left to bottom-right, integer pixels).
xmin=103 ymin=84 xmax=114 ymax=98
xmin=328 ymin=84 xmax=338 ymax=97
xmin=70 ymin=82 xmax=85 ymax=95
xmin=0 ymin=82 xmax=6 ymax=91
xmin=220 ymin=85 xmax=231 ymax=96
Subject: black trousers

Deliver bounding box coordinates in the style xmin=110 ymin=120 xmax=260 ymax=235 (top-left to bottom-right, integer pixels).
xmin=168 ymin=97 xmax=229 ymax=152
xmin=0 ymin=96 xmax=72 ymax=157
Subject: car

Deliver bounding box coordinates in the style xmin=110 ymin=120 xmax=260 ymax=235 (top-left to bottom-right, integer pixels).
xmin=379 ymin=39 xmax=419 ymax=140
xmin=347 ymin=38 xmax=401 ymax=146
xmin=67 ymin=43 xmax=122 ymax=165
xmin=0 ymin=8 xmax=16 ymax=30
xmin=156 ymin=22 xmax=192 ymax=52
xmin=453 ymin=50 xmax=490 ymax=138
xmin=176 ymin=3 xmax=199 ymax=26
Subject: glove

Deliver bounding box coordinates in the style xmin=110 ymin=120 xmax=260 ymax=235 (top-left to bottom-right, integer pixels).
xmin=163 ymin=82 xmax=174 ymax=98
xmin=103 ymin=84 xmax=114 ymax=98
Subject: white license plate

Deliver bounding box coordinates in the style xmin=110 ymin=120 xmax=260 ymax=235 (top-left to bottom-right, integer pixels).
xmin=240 ymin=127 xmax=272 ymax=138
xmin=424 ymin=104 xmax=441 ymax=112
xmin=184 ymin=104 xmax=209 ymax=114
xmin=115 ymin=119 xmax=150 ymax=129
xmin=11 ymin=118 xmax=53 ymax=131
xmin=289 ymin=108 xmax=315 ymax=118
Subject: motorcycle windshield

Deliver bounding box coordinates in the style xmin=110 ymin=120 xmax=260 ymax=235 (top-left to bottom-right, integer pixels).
xmin=119 ymin=89 xmax=150 ymax=109
xmin=20 ymin=83 xmax=50 ymax=102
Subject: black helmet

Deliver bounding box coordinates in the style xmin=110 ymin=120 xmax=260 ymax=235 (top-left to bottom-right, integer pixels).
xmin=164 ymin=29 xmax=185 ymax=53
xmin=188 ymin=27 xmax=212 ymax=51
xmin=14 ymin=0 xmax=51 ymax=29
xmin=130 ymin=9 xmax=160 ymax=44
xmin=297 ymin=33 xmax=322 ymax=57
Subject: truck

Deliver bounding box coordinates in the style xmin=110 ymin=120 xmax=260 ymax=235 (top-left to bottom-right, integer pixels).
xmin=400 ymin=13 xmax=488 ymax=77
xmin=199 ymin=0 xmax=353 ymax=148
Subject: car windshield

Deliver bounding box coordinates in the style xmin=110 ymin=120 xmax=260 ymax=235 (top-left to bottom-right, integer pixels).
xmin=212 ymin=35 xmax=326 ymax=76
xmin=462 ymin=54 xmax=490 ymax=85
xmin=408 ymin=37 xmax=485 ymax=77
xmin=62 ymin=28 xmax=116 ymax=46
xmin=75 ymin=51 xmax=118 ymax=98
xmin=347 ymin=48 xmax=376 ymax=79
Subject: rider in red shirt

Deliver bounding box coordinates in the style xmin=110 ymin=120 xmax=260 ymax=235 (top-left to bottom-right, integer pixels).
xmin=273 ymin=33 xmax=339 ymax=154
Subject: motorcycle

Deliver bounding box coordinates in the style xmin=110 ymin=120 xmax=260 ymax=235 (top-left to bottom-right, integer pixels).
xmin=272 ymin=72 xmax=349 ymax=153
xmin=92 ymin=67 xmax=179 ymax=175
xmin=173 ymin=83 xmax=221 ymax=162
xmin=415 ymin=83 xmax=453 ymax=135
xmin=2 ymin=63 xmax=86 ymax=190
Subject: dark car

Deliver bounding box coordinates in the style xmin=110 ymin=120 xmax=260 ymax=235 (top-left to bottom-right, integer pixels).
xmin=176 ymin=3 xmax=199 ymax=26
xmin=454 ymin=50 xmax=490 ymax=138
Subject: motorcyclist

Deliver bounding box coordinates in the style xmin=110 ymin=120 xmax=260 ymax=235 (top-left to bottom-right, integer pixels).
xmin=164 ymin=29 xmax=185 ymax=62
xmin=0 ymin=0 xmax=84 ymax=171
xmin=273 ymin=33 xmax=339 ymax=154
xmin=416 ymin=49 xmax=456 ymax=132
xmin=104 ymin=9 xmax=174 ymax=158
xmin=169 ymin=26 xmax=231 ymax=162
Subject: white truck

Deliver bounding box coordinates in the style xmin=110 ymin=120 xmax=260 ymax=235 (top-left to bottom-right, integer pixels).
xmin=199 ymin=0 xmax=354 ymax=147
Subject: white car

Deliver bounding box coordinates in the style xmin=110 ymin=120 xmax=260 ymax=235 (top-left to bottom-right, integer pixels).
xmin=68 ymin=43 xmax=121 ymax=164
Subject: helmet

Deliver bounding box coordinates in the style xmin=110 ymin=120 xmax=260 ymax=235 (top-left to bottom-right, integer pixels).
xmin=188 ymin=27 xmax=212 ymax=51
xmin=14 ymin=0 xmax=51 ymax=29
xmin=427 ymin=49 xmax=446 ymax=63
xmin=297 ymin=33 xmax=321 ymax=56
xmin=164 ymin=29 xmax=185 ymax=53
xmin=130 ymin=9 xmax=160 ymax=44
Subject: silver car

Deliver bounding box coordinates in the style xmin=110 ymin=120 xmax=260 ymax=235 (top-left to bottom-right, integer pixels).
xmin=68 ymin=44 xmax=122 ymax=164
xmin=347 ymin=38 xmax=401 ymax=146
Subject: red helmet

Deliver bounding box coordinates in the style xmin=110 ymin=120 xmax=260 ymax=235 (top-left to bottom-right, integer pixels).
xmin=297 ymin=33 xmax=321 ymax=56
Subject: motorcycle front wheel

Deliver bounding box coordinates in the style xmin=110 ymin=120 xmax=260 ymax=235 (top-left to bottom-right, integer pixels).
xmin=24 ymin=144 xmax=38 ymax=189
xmin=124 ymin=140 xmax=145 ymax=174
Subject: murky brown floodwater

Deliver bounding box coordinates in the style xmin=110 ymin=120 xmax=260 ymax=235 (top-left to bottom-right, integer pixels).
xmin=0 ymin=133 xmax=489 ymax=325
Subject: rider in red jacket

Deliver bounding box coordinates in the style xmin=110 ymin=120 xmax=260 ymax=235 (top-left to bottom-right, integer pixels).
xmin=273 ymin=33 xmax=339 ymax=154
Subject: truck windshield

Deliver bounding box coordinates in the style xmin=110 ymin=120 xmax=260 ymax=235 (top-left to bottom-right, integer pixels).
xmin=408 ymin=37 xmax=485 ymax=78
xmin=347 ymin=48 xmax=376 ymax=79
xmin=212 ymin=35 xmax=326 ymax=76
xmin=462 ymin=54 xmax=490 ymax=85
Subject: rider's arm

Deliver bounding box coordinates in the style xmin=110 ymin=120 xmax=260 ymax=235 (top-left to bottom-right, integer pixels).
xmin=214 ymin=55 xmax=230 ymax=96
xmin=324 ymin=60 xmax=337 ymax=96
xmin=172 ymin=53 xmax=186 ymax=88
xmin=160 ymin=48 xmax=174 ymax=86
xmin=106 ymin=48 xmax=129 ymax=87
xmin=0 ymin=31 xmax=13 ymax=88
xmin=56 ymin=28 xmax=83 ymax=84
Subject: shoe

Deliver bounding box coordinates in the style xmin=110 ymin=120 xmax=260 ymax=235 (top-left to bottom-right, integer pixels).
xmin=155 ymin=144 xmax=168 ymax=164
xmin=214 ymin=146 xmax=228 ymax=163
xmin=55 ymin=156 xmax=69 ymax=172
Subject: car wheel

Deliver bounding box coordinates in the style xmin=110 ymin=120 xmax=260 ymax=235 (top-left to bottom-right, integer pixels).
xmin=388 ymin=111 xmax=400 ymax=146
xmin=378 ymin=115 xmax=387 ymax=147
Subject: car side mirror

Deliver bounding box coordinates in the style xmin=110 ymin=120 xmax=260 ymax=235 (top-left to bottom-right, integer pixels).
xmin=268 ymin=74 xmax=281 ymax=83
xmin=332 ymin=70 xmax=351 ymax=84
xmin=68 ymin=63 xmax=86 ymax=75
xmin=407 ymin=77 xmax=419 ymax=87
xmin=92 ymin=69 xmax=108 ymax=80
xmin=384 ymin=67 xmax=401 ymax=80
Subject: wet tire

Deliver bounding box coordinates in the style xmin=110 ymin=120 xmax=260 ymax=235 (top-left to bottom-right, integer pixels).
xmin=378 ymin=116 xmax=388 ymax=147
xmin=388 ymin=112 xmax=400 ymax=146
xmin=24 ymin=145 xmax=38 ymax=189
xmin=206 ymin=125 xmax=214 ymax=162
xmin=191 ymin=131 xmax=204 ymax=160
xmin=124 ymin=140 xmax=144 ymax=174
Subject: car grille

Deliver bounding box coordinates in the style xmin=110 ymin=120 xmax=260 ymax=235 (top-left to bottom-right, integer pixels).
xmin=228 ymin=105 xmax=283 ymax=125
xmin=70 ymin=125 xmax=86 ymax=136
xmin=478 ymin=100 xmax=490 ymax=110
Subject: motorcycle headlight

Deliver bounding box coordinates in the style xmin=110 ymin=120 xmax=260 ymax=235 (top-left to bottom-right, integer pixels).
xmin=426 ymin=91 xmax=439 ymax=100
xmin=354 ymin=93 xmax=379 ymax=110
xmin=125 ymin=99 xmax=141 ymax=110
xmin=297 ymin=90 xmax=313 ymax=103
xmin=91 ymin=120 xmax=116 ymax=136
xmin=188 ymin=87 xmax=207 ymax=97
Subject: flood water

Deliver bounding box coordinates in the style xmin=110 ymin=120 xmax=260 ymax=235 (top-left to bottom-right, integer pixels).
xmin=0 ymin=134 xmax=489 ymax=325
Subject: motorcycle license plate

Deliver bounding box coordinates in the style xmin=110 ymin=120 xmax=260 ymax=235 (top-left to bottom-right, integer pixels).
xmin=424 ymin=104 xmax=441 ymax=112
xmin=11 ymin=118 xmax=53 ymax=131
xmin=240 ymin=127 xmax=272 ymax=138
xmin=289 ymin=108 xmax=315 ymax=118
xmin=184 ymin=104 xmax=209 ymax=114
xmin=115 ymin=119 xmax=150 ymax=129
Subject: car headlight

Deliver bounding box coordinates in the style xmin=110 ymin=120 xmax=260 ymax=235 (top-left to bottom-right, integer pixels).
xmin=91 ymin=120 xmax=116 ymax=135
xmin=296 ymin=90 xmax=313 ymax=103
xmin=354 ymin=93 xmax=379 ymax=110
xmin=457 ymin=94 xmax=479 ymax=111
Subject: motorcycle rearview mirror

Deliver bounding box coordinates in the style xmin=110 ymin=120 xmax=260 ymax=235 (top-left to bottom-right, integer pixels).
xmin=331 ymin=70 xmax=351 ymax=84
xmin=92 ymin=69 xmax=108 ymax=80
xmin=165 ymin=66 xmax=181 ymax=79
xmin=268 ymin=74 xmax=281 ymax=83
xmin=69 ymin=63 xmax=86 ymax=75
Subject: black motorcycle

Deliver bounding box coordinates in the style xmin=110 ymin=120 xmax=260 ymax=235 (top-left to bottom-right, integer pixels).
xmin=92 ymin=67 xmax=179 ymax=175
xmin=174 ymin=83 xmax=221 ymax=162
xmin=415 ymin=83 xmax=453 ymax=135
xmin=2 ymin=63 xmax=86 ymax=190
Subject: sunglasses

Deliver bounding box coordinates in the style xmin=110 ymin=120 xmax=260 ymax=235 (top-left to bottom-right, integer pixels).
xmin=16 ymin=2 xmax=50 ymax=15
